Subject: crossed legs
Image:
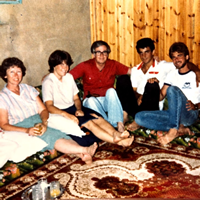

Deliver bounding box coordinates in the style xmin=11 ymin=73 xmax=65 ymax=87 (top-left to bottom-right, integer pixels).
xmin=82 ymin=115 xmax=134 ymax=147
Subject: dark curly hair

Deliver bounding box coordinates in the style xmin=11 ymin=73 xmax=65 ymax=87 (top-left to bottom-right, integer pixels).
xmin=48 ymin=50 xmax=74 ymax=73
xmin=0 ymin=57 xmax=26 ymax=83
xmin=169 ymin=42 xmax=189 ymax=60
xmin=136 ymin=38 xmax=155 ymax=53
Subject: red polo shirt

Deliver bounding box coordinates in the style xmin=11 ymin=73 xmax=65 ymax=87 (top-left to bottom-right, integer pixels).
xmin=70 ymin=58 xmax=129 ymax=99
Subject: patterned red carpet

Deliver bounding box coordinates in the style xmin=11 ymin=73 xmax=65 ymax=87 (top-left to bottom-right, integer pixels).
xmin=1 ymin=136 xmax=200 ymax=200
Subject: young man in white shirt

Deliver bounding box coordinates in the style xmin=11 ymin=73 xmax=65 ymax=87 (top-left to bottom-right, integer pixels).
xmin=135 ymin=42 xmax=200 ymax=145
xmin=116 ymin=38 xmax=174 ymax=131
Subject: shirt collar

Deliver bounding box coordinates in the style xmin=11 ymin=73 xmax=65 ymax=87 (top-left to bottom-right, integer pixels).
xmin=137 ymin=59 xmax=155 ymax=70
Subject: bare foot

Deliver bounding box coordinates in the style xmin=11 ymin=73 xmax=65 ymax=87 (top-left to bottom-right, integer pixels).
xmin=121 ymin=130 xmax=130 ymax=138
xmin=178 ymin=124 xmax=194 ymax=136
xmin=127 ymin=121 xmax=140 ymax=132
xmin=156 ymin=130 xmax=166 ymax=138
xmin=113 ymin=130 xmax=130 ymax=143
xmin=117 ymin=135 xmax=134 ymax=147
xmin=117 ymin=121 xmax=125 ymax=133
xmin=123 ymin=111 xmax=129 ymax=124
xmin=87 ymin=142 xmax=98 ymax=157
xmin=81 ymin=153 xmax=93 ymax=165
xmin=81 ymin=142 xmax=98 ymax=165
xmin=77 ymin=153 xmax=92 ymax=165
xmin=157 ymin=128 xmax=178 ymax=145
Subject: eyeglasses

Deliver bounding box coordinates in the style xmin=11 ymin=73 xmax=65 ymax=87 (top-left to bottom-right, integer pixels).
xmin=94 ymin=51 xmax=109 ymax=56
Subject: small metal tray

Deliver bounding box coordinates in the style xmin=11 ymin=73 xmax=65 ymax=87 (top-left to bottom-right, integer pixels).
xmin=21 ymin=183 xmax=65 ymax=200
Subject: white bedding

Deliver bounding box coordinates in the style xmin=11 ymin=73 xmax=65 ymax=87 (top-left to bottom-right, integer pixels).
xmin=0 ymin=130 xmax=47 ymax=168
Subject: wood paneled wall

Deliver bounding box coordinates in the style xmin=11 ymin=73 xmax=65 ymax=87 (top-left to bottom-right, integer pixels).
xmin=90 ymin=0 xmax=200 ymax=67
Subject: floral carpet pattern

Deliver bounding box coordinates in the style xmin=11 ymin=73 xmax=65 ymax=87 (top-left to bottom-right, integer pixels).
xmin=1 ymin=136 xmax=200 ymax=200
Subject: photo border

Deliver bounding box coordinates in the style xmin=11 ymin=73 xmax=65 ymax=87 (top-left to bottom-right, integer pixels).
xmin=0 ymin=0 xmax=22 ymax=4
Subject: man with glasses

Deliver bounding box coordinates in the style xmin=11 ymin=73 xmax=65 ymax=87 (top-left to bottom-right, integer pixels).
xmin=70 ymin=40 xmax=131 ymax=132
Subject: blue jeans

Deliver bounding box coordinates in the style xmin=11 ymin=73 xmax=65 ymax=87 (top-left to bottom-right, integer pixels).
xmin=135 ymin=86 xmax=198 ymax=131
xmin=83 ymin=88 xmax=123 ymax=127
